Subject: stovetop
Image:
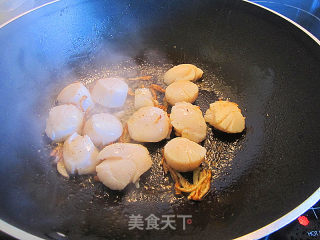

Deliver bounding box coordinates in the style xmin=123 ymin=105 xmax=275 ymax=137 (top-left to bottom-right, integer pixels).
xmin=264 ymin=200 xmax=320 ymax=240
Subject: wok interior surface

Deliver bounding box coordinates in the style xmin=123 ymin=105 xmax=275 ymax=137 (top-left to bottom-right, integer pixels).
xmin=0 ymin=0 xmax=319 ymax=239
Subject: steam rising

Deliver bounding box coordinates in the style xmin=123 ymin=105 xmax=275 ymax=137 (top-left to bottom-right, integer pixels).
xmin=0 ymin=0 xmax=275 ymax=236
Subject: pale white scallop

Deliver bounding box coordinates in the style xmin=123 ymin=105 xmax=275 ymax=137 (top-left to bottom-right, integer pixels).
xmin=165 ymin=80 xmax=199 ymax=105
xmin=127 ymin=106 xmax=170 ymax=142
xmin=96 ymin=158 xmax=136 ymax=190
xmin=204 ymin=100 xmax=245 ymax=133
xmin=83 ymin=113 xmax=123 ymax=147
xmin=163 ymin=64 xmax=203 ymax=85
xmin=57 ymin=82 xmax=94 ymax=111
xmin=96 ymin=143 xmax=152 ymax=190
xmin=91 ymin=77 xmax=128 ymax=108
xmin=164 ymin=137 xmax=206 ymax=172
xmin=170 ymin=102 xmax=207 ymax=143
xmin=63 ymin=133 xmax=99 ymax=175
xmin=134 ymin=88 xmax=154 ymax=109
xmin=45 ymin=104 xmax=84 ymax=142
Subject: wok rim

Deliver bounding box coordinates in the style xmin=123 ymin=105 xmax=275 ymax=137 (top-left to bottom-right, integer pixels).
xmin=0 ymin=0 xmax=319 ymax=239
xmin=0 ymin=189 xmax=319 ymax=240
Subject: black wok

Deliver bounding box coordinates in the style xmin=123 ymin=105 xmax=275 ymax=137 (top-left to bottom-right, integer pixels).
xmin=0 ymin=0 xmax=319 ymax=239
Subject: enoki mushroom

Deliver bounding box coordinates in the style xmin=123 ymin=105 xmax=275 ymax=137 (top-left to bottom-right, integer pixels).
xmin=50 ymin=143 xmax=69 ymax=178
xmin=118 ymin=123 xmax=130 ymax=143
xmin=161 ymin=149 xmax=211 ymax=201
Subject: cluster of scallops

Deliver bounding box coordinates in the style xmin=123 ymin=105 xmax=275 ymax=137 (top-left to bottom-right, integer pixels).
xmin=45 ymin=64 xmax=245 ymax=200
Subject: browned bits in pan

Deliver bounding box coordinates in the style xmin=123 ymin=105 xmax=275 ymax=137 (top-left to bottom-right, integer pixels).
xmin=150 ymin=87 xmax=158 ymax=101
xmin=50 ymin=143 xmax=63 ymax=163
xmin=51 ymin=143 xmax=69 ymax=179
xmin=93 ymin=175 xmax=100 ymax=182
xmin=128 ymin=88 xmax=135 ymax=96
xmin=161 ymin=150 xmax=212 ymax=201
xmin=150 ymin=84 xmax=166 ymax=93
xmin=119 ymin=123 xmax=130 ymax=143
xmin=79 ymin=95 xmax=88 ymax=112
xmin=163 ymin=97 xmax=168 ymax=109
xmin=148 ymin=85 xmax=168 ymax=111
xmin=155 ymin=104 xmax=167 ymax=112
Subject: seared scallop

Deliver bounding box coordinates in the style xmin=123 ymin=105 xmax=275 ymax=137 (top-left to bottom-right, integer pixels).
xmin=91 ymin=77 xmax=128 ymax=108
xmin=164 ymin=64 xmax=203 ymax=85
xmin=96 ymin=143 xmax=152 ymax=190
xmin=63 ymin=133 xmax=99 ymax=175
xmin=170 ymin=102 xmax=207 ymax=143
xmin=164 ymin=137 xmax=206 ymax=172
xmin=134 ymin=88 xmax=154 ymax=109
xmin=45 ymin=104 xmax=84 ymax=142
xmin=127 ymin=106 xmax=170 ymax=142
xmin=165 ymin=80 xmax=199 ymax=105
xmin=57 ymin=82 xmax=94 ymax=111
xmin=204 ymin=100 xmax=245 ymax=133
xmin=83 ymin=113 xmax=123 ymax=147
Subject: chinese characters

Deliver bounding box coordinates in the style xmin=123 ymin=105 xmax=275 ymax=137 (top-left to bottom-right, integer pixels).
xmin=128 ymin=214 xmax=192 ymax=230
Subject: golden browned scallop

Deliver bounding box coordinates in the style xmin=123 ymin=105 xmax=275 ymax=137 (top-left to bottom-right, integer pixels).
xmin=204 ymin=100 xmax=245 ymax=133
xmin=165 ymin=81 xmax=199 ymax=105
xmin=170 ymin=102 xmax=207 ymax=143
xmin=164 ymin=64 xmax=203 ymax=85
